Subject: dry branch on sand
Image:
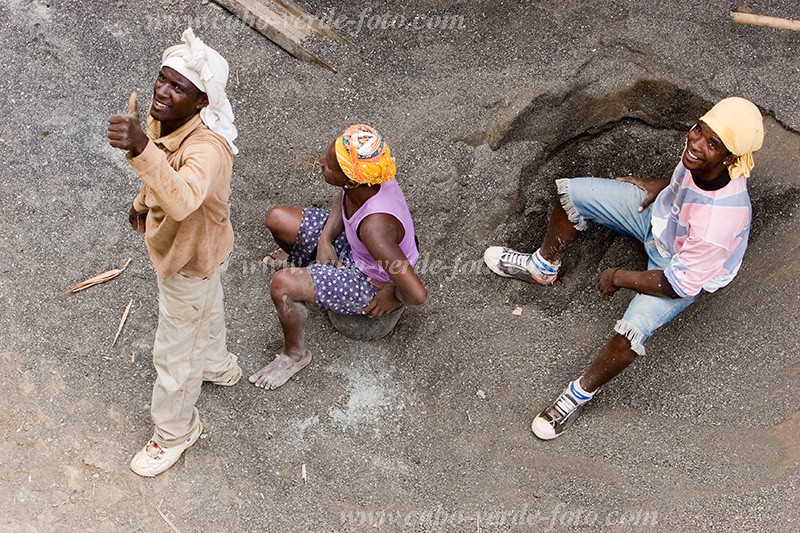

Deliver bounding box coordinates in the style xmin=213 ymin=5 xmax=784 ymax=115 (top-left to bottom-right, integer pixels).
xmin=66 ymin=258 xmax=131 ymax=294
xmin=112 ymin=299 xmax=133 ymax=346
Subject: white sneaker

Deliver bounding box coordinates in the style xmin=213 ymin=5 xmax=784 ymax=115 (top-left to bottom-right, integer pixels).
xmin=531 ymin=386 xmax=587 ymax=440
xmin=483 ymin=246 xmax=559 ymax=285
xmin=130 ymin=423 xmax=203 ymax=477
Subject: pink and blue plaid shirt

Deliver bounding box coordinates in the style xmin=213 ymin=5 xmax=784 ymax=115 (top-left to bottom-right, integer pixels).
xmin=651 ymin=163 xmax=751 ymax=297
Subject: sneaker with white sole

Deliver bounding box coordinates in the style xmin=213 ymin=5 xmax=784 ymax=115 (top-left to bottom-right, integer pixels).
xmin=130 ymin=423 xmax=203 ymax=477
xmin=531 ymin=387 xmax=587 ymax=440
xmin=483 ymin=246 xmax=559 ymax=285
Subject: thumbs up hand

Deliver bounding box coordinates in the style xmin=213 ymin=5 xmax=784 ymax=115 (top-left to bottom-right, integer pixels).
xmin=127 ymin=90 xmax=140 ymax=121
xmin=108 ymin=90 xmax=148 ymax=156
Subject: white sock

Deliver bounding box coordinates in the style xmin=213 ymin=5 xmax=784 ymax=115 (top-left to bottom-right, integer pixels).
xmin=568 ymin=377 xmax=595 ymax=404
xmin=531 ymin=249 xmax=561 ymax=275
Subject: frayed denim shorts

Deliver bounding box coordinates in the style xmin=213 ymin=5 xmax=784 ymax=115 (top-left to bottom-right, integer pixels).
xmin=556 ymin=177 xmax=697 ymax=355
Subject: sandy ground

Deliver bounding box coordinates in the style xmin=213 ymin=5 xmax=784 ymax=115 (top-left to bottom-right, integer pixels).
xmin=1 ymin=0 xmax=799 ymax=531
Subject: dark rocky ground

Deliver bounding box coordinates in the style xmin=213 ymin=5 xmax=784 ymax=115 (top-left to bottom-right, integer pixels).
xmin=1 ymin=0 xmax=798 ymax=531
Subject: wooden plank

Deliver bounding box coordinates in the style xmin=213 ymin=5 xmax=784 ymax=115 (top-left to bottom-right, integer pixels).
xmin=211 ymin=0 xmax=344 ymax=71
xmin=271 ymin=0 xmax=356 ymax=47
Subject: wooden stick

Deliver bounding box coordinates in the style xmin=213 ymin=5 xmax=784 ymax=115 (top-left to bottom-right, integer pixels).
xmin=731 ymin=11 xmax=800 ymax=31
xmin=157 ymin=500 xmax=182 ymax=533
xmin=112 ymin=299 xmax=133 ymax=346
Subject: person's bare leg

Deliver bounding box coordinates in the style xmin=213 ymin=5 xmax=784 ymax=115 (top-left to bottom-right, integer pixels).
xmin=538 ymin=198 xmax=580 ymax=264
xmin=531 ymin=334 xmax=636 ymax=440
xmin=249 ymin=268 xmax=315 ymax=389
xmin=264 ymin=205 xmax=304 ymax=250
xmin=263 ymin=205 xmax=303 ymax=268
xmin=579 ymin=334 xmax=638 ymax=392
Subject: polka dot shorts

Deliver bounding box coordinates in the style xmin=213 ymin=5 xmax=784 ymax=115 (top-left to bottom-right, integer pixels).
xmin=287 ymin=207 xmax=377 ymax=315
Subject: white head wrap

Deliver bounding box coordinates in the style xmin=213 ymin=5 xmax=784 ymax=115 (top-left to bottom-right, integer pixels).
xmin=161 ymin=28 xmax=238 ymax=155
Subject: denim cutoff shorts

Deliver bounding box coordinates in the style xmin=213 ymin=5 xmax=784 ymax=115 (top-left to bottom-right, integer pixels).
xmin=557 ymin=178 xmax=697 ymax=355
xmin=286 ymin=207 xmax=377 ymax=315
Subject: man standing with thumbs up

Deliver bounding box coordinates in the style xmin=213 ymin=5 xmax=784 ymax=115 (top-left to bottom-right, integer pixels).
xmin=107 ymin=28 xmax=240 ymax=477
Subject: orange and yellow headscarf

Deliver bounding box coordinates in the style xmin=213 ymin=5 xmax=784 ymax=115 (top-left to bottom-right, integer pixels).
xmin=335 ymin=124 xmax=396 ymax=186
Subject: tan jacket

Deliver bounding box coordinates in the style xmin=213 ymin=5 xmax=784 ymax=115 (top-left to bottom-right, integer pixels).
xmin=128 ymin=114 xmax=234 ymax=279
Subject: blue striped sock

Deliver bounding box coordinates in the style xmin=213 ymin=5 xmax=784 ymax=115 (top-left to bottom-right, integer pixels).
xmin=531 ymin=249 xmax=560 ymax=276
xmin=568 ymin=377 xmax=595 ymax=404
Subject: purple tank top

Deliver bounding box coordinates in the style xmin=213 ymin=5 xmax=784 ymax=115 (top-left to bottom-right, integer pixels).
xmin=342 ymin=180 xmax=419 ymax=283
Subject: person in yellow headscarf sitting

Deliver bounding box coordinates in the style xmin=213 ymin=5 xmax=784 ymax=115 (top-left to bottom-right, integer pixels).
xmin=250 ymin=124 xmax=427 ymax=390
xmin=482 ymin=97 xmax=764 ymax=440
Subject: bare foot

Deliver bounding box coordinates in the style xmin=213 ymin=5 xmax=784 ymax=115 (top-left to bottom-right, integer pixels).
xmin=248 ymin=351 xmax=312 ymax=389
xmin=262 ymin=248 xmax=290 ymax=270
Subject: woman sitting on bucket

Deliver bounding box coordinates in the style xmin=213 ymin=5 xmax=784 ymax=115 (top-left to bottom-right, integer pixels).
xmin=250 ymin=124 xmax=427 ymax=390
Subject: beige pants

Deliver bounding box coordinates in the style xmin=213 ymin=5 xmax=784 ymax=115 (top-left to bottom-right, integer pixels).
xmin=150 ymin=260 xmax=237 ymax=447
